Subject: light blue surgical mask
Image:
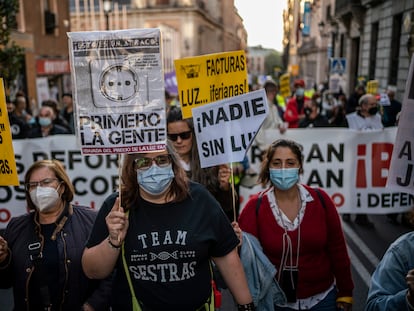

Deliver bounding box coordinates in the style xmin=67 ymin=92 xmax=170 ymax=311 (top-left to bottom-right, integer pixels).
xmin=39 ymin=117 xmax=52 ymax=127
xmin=295 ymin=88 xmax=305 ymax=97
xmin=137 ymin=164 xmax=174 ymax=195
xmin=270 ymin=168 xmax=299 ymax=190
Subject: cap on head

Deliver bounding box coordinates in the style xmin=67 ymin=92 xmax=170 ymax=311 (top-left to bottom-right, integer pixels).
xmin=294 ymin=79 xmax=305 ymax=88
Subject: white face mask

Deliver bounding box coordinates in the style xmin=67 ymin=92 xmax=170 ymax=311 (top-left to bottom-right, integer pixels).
xmin=30 ymin=186 xmax=60 ymax=212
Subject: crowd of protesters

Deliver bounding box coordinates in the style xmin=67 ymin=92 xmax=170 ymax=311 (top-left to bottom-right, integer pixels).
xmin=1 ymin=79 xmax=407 ymax=310
xmin=8 ymin=81 xmax=404 ymax=229
xmin=6 ymin=91 xmax=75 ymax=139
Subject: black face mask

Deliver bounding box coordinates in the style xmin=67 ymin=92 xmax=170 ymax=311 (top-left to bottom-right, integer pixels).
xmin=368 ymin=106 xmax=378 ymax=115
xmin=304 ymin=107 xmax=312 ymax=116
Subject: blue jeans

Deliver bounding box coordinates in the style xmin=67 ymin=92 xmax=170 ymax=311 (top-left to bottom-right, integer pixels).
xmin=275 ymin=287 xmax=337 ymax=310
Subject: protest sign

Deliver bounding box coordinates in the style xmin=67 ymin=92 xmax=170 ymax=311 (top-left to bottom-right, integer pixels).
xmin=366 ymin=80 xmax=379 ymax=95
xmin=67 ymin=28 xmax=166 ymax=155
xmin=387 ymin=55 xmax=414 ymax=194
xmin=279 ymin=73 xmax=291 ymax=98
xmin=240 ymin=127 xmax=412 ymax=215
xmin=379 ymin=93 xmax=391 ymax=106
xmin=0 ymin=135 xmax=119 ymax=229
xmin=174 ymin=50 xmax=248 ymax=119
xmin=191 ymin=89 xmax=268 ymax=168
xmin=1 ymin=128 xmax=411 ymax=229
xmin=0 ymin=78 xmax=18 ymax=186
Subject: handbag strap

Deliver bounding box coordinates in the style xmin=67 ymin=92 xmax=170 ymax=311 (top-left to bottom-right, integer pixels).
xmin=122 ymin=242 xmax=142 ymax=311
xmin=122 ymin=210 xmax=142 ymax=311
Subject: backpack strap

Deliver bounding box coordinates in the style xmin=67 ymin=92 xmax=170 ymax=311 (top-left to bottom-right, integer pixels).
xmin=28 ymin=213 xmax=52 ymax=310
xmin=255 ymin=192 xmax=264 ymax=217
xmin=314 ymin=188 xmax=326 ymax=209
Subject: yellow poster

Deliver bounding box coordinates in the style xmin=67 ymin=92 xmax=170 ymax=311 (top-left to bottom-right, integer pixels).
xmin=366 ymin=80 xmax=379 ymax=95
xmin=279 ymin=73 xmax=291 ymax=98
xmin=289 ymin=64 xmax=299 ymax=77
xmin=174 ymin=50 xmax=248 ymax=119
xmin=0 ymin=78 xmax=19 ymax=185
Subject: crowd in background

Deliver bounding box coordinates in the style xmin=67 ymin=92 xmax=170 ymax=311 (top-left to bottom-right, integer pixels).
xmin=6 ymin=78 xmax=405 ymax=228
xmin=2 ymin=75 xmax=413 ymax=310
xmin=6 ymin=91 xmax=75 ymax=139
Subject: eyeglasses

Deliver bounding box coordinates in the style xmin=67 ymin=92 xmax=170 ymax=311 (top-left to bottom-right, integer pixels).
xmin=25 ymin=178 xmax=59 ymax=191
xmin=167 ymin=131 xmax=192 ymax=141
xmin=134 ymin=155 xmax=172 ymax=171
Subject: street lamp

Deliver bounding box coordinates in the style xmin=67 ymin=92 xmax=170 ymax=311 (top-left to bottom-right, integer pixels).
xmin=103 ymin=0 xmax=113 ymax=30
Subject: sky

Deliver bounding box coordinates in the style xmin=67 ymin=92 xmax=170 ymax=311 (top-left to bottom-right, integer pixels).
xmin=234 ymin=0 xmax=287 ymax=52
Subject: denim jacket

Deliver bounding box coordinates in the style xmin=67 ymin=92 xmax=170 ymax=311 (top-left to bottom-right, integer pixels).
xmin=240 ymin=231 xmax=287 ymax=310
xmin=365 ymin=231 xmax=414 ymax=311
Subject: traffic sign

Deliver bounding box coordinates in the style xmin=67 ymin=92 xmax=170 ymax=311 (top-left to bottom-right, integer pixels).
xmin=330 ymin=58 xmax=346 ymax=74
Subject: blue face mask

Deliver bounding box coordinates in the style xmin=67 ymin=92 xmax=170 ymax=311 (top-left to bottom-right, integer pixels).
xmin=137 ymin=164 xmax=174 ymax=195
xmin=39 ymin=117 xmax=52 ymax=127
xmin=269 ymin=168 xmax=299 ymax=191
xmin=295 ymin=88 xmax=305 ymax=97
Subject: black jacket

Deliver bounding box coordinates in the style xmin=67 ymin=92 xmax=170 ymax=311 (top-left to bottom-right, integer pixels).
xmin=0 ymin=204 xmax=112 ymax=311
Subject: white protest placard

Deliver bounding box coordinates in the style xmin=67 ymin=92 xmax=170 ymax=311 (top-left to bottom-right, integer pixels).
xmin=240 ymin=127 xmax=412 ymax=215
xmin=379 ymin=93 xmax=391 ymax=106
xmin=67 ymin=28 xmax=166 ymax=155
xmin=191 ymin=89 xmax=268 ymax=168
xmin=387 ymin=54 xmax=414 ymax=194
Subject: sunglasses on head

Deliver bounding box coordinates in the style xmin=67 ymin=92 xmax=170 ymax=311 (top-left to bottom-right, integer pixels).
xmin=167 ymin=131 xmax=192 ymax=141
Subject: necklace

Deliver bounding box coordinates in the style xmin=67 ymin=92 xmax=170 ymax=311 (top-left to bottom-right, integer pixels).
xmin=273 ymin=190 xmax=302 ymax=281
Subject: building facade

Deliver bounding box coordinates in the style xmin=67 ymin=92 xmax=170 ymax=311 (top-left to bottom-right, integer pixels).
xmin=9 ymin=0 xmax=246 ymax=109
xmin=284 ymin=0 xmax=414 ymax=100
xmin=11 ymin=0 xmax=71 ymax=111
xmin=70 ymin=0 xmax=247 ymax=89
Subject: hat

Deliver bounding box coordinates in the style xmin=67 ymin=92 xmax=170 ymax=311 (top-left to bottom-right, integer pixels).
xmin=294 ymin=79 xmax=305 ymax=88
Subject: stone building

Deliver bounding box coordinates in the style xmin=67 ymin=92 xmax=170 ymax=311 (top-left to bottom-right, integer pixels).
xmin=284 ymin=0 xmax=414 ymax=100
xmin=70 ymin=0 xmax=247 ymax=83
xmin=8 ymin=0 xmax=246 ymax=108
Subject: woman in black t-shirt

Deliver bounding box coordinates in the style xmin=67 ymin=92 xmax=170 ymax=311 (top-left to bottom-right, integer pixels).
xmin=82 ymin=141 xmax=254 ymax=311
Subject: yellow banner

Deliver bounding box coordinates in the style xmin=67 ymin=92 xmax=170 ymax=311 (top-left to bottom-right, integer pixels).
xmin=366 ymin=80 xmax=379 ymax=95
xmin=174 ymin=50 xmax=248 ymax=119
xmin=279 ymin=73 xmax=291 ymax=98
xmin=0 ymin=78 xmax=19 ymax=185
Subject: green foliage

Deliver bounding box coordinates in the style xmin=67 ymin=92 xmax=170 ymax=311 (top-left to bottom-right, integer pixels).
xmin=0 ymin=0 xmax=19 ymax=45
xmin=0 ymin=43 xmax=24 ymax=88
xmin=0 ymin=0 xmax=24 ymax=91
xmin=265 ymin=51 xmax=283 ymax=77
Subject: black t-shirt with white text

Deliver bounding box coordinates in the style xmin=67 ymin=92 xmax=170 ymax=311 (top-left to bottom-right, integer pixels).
xmin=86 ymin=182 xmax=239 ymax=311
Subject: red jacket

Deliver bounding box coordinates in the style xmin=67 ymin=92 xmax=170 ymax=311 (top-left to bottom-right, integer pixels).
xmin=238 ymin=185 xmax=354 ymax=299
xmin=284 ymin=96 xmax=308 ymax=128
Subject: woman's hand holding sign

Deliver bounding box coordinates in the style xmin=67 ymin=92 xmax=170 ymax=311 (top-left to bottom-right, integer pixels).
xmin=105 ymin=197 xmax=128 ymax=248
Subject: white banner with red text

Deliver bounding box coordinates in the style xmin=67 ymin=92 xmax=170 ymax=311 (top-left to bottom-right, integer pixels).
xmin=0 ymin=128 xmax=411 ymax=229
xmin=239 ymin=126 xmax=413 ymax=215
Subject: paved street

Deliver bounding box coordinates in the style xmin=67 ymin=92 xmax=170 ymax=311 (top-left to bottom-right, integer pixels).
xmin=343 ymin=214 xmax=412 ymax=311
xmin=0 ymin=214 xmax=412 ymax=310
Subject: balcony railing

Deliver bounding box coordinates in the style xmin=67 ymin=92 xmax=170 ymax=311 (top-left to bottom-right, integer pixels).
xmin=335 ymin=0 xmax=361 ymax=15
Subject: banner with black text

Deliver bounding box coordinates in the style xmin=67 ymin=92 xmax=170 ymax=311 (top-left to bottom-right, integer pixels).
xmin=0 ymin=128 xmax=411 ymax=229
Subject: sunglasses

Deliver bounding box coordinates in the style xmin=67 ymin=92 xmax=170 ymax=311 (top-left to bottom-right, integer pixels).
xmin=134 ymin=154 xmax=172 ymax=171
xmin=167 ymin=131 xmax=192 ymax=141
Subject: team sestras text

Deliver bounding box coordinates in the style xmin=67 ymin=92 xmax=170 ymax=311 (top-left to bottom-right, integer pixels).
xmin=181 ymin=54 xmax=247 ymax=107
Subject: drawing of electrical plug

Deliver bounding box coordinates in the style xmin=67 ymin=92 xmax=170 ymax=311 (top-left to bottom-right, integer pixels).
xmin=90 ymin=58 xmax=148 ymax=108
